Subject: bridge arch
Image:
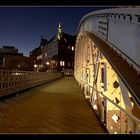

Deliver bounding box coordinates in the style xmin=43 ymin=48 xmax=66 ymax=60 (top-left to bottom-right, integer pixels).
xmin=75 ymin=8 xmax=140 ymax=134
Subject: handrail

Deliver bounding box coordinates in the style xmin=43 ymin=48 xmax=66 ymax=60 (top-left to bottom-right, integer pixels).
xmin=0 ymin=70 xmax=62 ymax=98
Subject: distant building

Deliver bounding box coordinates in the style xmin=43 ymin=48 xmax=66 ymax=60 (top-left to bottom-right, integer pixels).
xmin=0 ymin=45 xmax=33 ymax=71
xmin=0 ymin=46 xmax=22 ymax=70
xmin=29 ymin=37 xmax=48 ymax=72
xmin=0 ymin=46 xmax=18 ymax=54
xmin=4 ymin=55 xmax=33 ymax=71
xmin=41 ymin=22 xmax=76 ymax=72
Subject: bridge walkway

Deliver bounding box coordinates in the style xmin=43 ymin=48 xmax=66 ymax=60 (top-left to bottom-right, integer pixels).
xmin=0 ymin=77 xmax=105 ymax=133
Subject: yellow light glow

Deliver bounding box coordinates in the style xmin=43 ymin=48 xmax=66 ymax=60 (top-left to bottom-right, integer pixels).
xmin=112 ymin=114 xmax=119 ymax=123
xmin=46 ymin=62 xmax=50 ymax=65
xmin=85 ymin=95 xmax=90 ymax=99
xmin=94 ymin=94 xmax=97 ymax=100
xmin=34 ymin=64 xmax=37 ymax=68
xmin=93 ymin=104 xmax=97 ymax=110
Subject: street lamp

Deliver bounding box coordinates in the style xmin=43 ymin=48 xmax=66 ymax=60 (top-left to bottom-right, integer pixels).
xmin=34 ymin=64 xmax=37 ymax=68
xmin=34 ymin=64 xmax=38 ymax=72
xmin=46 ymin=62 xmax=50 ymax=65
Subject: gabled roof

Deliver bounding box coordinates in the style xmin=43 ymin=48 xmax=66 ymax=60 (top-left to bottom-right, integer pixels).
xmin=62 ymin=32 xmax=76 ymax=44
xmin=40 ymin=38 xmax=48 ymax=46
xmin=48 ymin=32 xmax=76 ymax=45
xmin=48 ymin=34 xmax=57 ymax=43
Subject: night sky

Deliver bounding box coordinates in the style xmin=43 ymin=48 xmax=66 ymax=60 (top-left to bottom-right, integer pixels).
xmin=0 ymin=6 xmax=114 ymax=56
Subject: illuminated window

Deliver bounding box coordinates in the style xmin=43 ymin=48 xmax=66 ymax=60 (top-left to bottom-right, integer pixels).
xmin=62 ymin=61 xmax=65 ymax=66
xmin=60 ymin=61 xmax=65 ymax=66
xmin=37 ymin=55 xmax=42 ymax=60
xmin=60 ymin=61 xmax=62 ymax=66
xmin=71 ymin=46 xmax=74 ymax=51
xmin=68 ymin=46 xmax=70 ymax=50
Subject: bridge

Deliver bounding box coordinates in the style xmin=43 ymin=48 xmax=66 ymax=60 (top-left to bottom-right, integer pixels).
xmin=0 ymin=7 xmax=140 ymax=134
xmin=75 ymin=7 xmax=140 ymax=134
xmin=0 ymin=72 xmax=104 ymax=133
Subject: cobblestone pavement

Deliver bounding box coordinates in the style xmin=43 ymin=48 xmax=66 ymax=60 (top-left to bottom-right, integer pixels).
xmin=0 ymin=77 xmax=105 ymax=134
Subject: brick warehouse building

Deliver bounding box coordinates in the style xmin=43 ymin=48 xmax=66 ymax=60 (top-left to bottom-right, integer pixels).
xmin=0 ymin=46 xmax=33 ymax=71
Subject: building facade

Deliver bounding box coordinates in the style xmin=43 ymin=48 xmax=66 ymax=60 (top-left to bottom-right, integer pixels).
xmin=0 ymin=46 xmax=19 ymax=69
xmin=4 ymin=55 xmax=33 ymax=71
xmin=0 ymin=46 xmax=33 ymax=71
xmin=29 ymin=37 xmax=48 ymax=72
xmin=41 ymin=22 xmax=76 ymax=72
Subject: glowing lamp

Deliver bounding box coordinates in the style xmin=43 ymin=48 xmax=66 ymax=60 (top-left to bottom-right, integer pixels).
xmin=34 ymin=64 xmax=37 ymax=68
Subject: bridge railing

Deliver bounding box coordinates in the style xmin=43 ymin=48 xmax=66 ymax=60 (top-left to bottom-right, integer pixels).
xmin=0 ymin=70 xmax=62 ymax=98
